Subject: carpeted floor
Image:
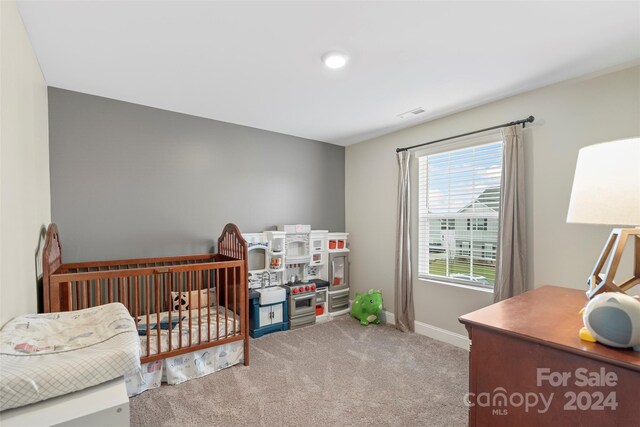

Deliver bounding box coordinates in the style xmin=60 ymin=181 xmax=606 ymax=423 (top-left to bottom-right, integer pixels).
xmin=130 ymin=316 xmax=469 ymax=426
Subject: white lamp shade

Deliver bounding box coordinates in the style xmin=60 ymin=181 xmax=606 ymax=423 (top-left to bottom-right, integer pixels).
xmin=567 ymin=138 xmax=640 ymax=226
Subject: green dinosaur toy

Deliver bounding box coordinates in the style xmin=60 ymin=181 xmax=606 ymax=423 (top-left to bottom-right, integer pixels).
xmin=351 ymin=289 xmax=383 ymax=326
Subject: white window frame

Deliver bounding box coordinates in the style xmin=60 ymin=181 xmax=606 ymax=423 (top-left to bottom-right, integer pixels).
xmin=416 ymin=132 xmax=503 ymax=291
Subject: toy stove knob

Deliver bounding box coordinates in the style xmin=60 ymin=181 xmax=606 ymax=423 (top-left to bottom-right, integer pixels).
xmin=298 ymin=286 xmax=304 ymax=292
xmin=292 ymin=288 xmax=298 ymax=294
xmin=311 ymin=285 xmax=316 ymax=291
xmin=305 ymin=285 xmax=310 ymax=291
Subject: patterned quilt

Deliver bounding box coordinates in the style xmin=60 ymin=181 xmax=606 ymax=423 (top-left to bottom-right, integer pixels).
xmin=0 ymin=303 xmax=140 ymax=411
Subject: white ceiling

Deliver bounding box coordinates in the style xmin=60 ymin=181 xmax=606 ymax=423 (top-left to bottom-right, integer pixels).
xmin=17 ymin=1 xmax=640 ymax=146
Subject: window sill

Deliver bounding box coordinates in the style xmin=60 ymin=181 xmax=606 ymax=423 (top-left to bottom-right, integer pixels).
xmin=417 ymin=276 xmax=494 ymax=294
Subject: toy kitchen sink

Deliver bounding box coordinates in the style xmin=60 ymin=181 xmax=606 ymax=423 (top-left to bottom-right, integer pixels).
xmin=249 ymin=286 xmax=289 ymax=338
xmin=256 ymin=286 xmax=286 ymax=305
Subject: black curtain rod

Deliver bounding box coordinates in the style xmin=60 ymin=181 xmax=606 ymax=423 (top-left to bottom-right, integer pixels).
xmin=395 ymin=115 xmax=535 ymax=153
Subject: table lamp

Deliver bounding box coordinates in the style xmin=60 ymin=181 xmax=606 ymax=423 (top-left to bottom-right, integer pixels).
xmin=567 ymin=137 xmax=640 ymax=299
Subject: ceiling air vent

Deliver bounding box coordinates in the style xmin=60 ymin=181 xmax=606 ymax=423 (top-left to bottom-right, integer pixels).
xmin=397 ymin=107 xmax=425 ymax=119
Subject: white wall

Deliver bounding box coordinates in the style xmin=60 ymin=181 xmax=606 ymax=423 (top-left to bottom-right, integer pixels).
xmin=0 ymin=0 xmax=51 ymax=324
xmin=346 ymin=65 xmax=640 ymax=337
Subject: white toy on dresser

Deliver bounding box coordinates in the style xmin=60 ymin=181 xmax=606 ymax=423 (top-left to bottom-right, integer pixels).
xmin=580 ymin=292 xmax=640 ymax=351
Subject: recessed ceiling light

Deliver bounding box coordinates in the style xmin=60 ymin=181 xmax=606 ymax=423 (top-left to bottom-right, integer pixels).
xmin=322 ymin=51 xmax=348 ymax=69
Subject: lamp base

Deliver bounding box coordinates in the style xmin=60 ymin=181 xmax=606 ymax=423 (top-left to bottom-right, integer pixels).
xmin=586 ymin=228 xmax=640 ymax=299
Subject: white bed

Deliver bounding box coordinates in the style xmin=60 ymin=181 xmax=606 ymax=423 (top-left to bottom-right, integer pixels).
xmin=0 ymin=303 xmax=140 ymax=412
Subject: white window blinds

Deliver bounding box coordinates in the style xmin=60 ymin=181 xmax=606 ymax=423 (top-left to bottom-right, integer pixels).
xmin=418 ymin=138 xmax=503 ymax=288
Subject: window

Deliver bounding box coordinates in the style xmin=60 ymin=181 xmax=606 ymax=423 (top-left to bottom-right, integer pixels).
xmin=467 ymin=218 xmax=488 ymax=231
xmin=460 ymin=241 xmax=470 ymax=257
xmin=482 ymin=243 xmax=495 ymax=260
xmin=440 ymin=219 xmax=455 ymax=230
xmin=418 ymin=136 xmax=503 ymax=288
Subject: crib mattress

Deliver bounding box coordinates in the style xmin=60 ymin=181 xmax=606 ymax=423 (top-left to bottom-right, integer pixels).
xmin=0 ymin=303 xmax=140 ymax=412
xmin=137 ymin=305 xmax=241 ymax=357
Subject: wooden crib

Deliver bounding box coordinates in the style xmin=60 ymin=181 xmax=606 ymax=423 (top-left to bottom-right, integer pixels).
xmin=42 ymin=223 xmax=249 ymax=366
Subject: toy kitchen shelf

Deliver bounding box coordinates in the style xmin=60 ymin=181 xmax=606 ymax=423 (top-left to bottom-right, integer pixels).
xmin=266 ymin=231 xmax=286 ymax=253
xmin=310 ymin=230 xmax=328 ymax=266
xmin=315 ymin=286 xmax=330 ymax=322
xmin=267 ymin=251 xmax=285 ymax=272
xmin=327 ymin=232 xmax=349 ymax=252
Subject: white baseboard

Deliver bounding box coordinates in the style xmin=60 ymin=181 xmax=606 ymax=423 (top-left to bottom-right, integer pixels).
xmin=380 ymin=309 xmax=395 ymax=325
xmin=380 ymin=310 xmax=470 ymax=350
xmin=329 ymin=307 xmax=350 ymax=318
xmin=413 ymin=320 xmax=470 ymax=350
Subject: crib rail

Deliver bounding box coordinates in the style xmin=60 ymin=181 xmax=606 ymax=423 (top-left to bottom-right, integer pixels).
xmin=48 ymin=260 xmax=245 ymax=364
xmin=60 ymin=253 xmax=217 ymax=274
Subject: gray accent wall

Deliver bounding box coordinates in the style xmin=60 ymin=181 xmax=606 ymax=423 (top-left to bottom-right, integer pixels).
xmin=49 ymin=88 xmax=344 ymax=262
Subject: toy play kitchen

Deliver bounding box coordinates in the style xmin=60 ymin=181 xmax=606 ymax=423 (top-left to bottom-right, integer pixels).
xmin=244 ymin=226 xmax=349 ymax=337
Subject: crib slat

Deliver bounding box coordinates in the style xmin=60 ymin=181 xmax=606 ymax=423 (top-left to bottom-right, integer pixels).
xmin=122 ymin=277 xmax=128 ymax=309
xmin=88 ymin=280 xmax=92 ymax=309
xmin=75 ymin=283 xmax=80 ymax=310
xmin=81 ymin=281 xmax=88 ymax=309
xmin=178 ymin=272 xmax=183 ymax=349
xmin=146 ymin=276 xmax=151 ymax=358
xmin=233 ymin=267 xmax=237 ymax=336
xmin=187 ymin=271 xmax=192 ymax=347
xmin=160 ymin=271 xmax=165 ymax=313
xmin=216 ymin=268 xmax=220 ymax=341
xmin=109 ymin=278 xmax=114 ymax=303
xmin=118 ymin=278 xmax=123 ymax=307
xmin=206 ymin=270 xmax=211 ymax=344
xmin=224 ymin=267 xmax=228 ymax=338
xmin=95 ymin=279 xmax=102 ymax=306
xmin=167 ymin=271 xmax=172 ymax=353
xmin=197 ymin=269 xmax=202 ymax=345
xmin=134 ymin=276 xmax=139 ymax=337
xmin=156 ymin=274 xmax=161 ymax=356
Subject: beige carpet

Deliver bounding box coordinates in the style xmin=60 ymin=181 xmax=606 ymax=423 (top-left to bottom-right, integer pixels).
xmin=130 ymin=316 xmax=469 ymax=426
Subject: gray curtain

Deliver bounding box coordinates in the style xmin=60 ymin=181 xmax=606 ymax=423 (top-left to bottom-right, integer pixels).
xmin=494 ymin=125 xmax=527 ymax=302
xmin=394 ymin=151 xmax=414 ymax=332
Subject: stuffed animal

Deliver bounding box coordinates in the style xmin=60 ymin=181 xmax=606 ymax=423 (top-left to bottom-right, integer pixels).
xmin=579 ymin=292 xmax=640 ymax=351
xmin=351 ymin=289 xmax=383 ymax=326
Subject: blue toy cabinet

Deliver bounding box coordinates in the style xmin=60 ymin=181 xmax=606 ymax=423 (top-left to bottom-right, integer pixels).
xmin=249 ymin=292 xmax=289 ymax=338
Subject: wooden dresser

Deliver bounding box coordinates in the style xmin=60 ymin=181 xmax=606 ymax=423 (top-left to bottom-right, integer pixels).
xmin=459 ymin=285 xmax=640 ymax=426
